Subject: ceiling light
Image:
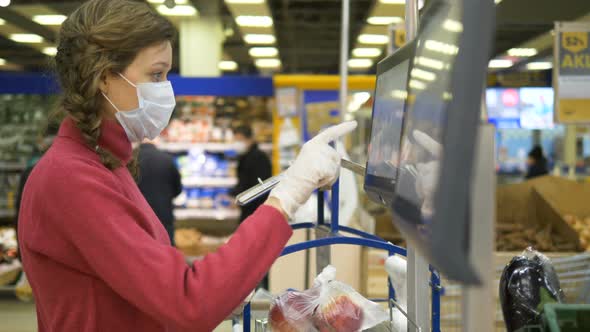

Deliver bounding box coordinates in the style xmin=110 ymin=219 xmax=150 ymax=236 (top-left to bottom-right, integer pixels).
xmin=0 ymin=0 xmax=9 ymax=7
xmin=225 ymin=0 xmax=264 ymax=3
xmin=348 ymin=59 xmax=373 ymax=69
xmin=0 ymin=18 xmax=5 ymax=25
xmin=219 ymin=60 xmax=238 ymax=71
xmin=409 ymin=79 xmax=427 ymax=90
xmin=43 ymin=47 xmax=57 ymax=56
xmin=424 ymin=39 xmax=459 ymax=55
xmin=157 ymin=5 xmax=197 ymax=16
xmin=255 ymin=58 xmax=281 ymax=68
xmin=507 ymin=48 xmax=537 ymax=57
xmin=379 ymin=0 xmax=405 ymax=3
xmin=352 ymin=48 xmax=382 ymax=57
xmin=148 ymin=0 xmax=188 ymax=3
xmin=411 ymin=68 xmax=436 ymax=81
xmin=443 ymin=19 xmax=463 ymax=32
xmin=443 ymin=92 xmax=453 ymax=100
xmin=358 ymin=34 xmax=389 ymax=45
xmin=415 ymin=56 xmax=444 ymax=70
xmin=249 ymin=47 xmax=278 ymax=57
xmin=244 ymin=34 xmax=276 ymax=44
xmin=488 ymin=59 xmax=513 ymax=68
xmin=495 ymin=0 xmax=503 ymax=4
xmin=33 ymin=15 xmax=67 ymax=25
xmin=236 ymin=16 xmax=273 ymax=28
xmin=0 ymin=58 xmax=5 ymax=66
xmin=10 ymin=34 xmax=43 ymax=43
xmin=526 ymin=62 xmax=553 ymax=70
xmin=367 ymin=16 xmax=403 ymax=25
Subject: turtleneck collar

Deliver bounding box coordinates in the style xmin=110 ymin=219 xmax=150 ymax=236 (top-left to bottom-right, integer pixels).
xmin=58 ymin=117 xmax=132 ymax=165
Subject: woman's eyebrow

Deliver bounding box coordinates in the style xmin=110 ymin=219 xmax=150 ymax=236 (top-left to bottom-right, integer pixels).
xmin=152 ymin=61 xmax=171 ymax=68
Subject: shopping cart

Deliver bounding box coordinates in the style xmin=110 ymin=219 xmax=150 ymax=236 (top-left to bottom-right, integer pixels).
xmin=439 ymin=252 xmax=590 ymax=332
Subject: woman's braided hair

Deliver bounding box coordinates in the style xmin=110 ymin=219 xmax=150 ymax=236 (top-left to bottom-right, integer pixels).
xmin=54 ymin=0 xmax=175 ymax=170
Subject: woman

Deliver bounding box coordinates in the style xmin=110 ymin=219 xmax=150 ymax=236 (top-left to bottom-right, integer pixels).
xmin=525 ymin=145 xmax=549 ymax=179
xmin=18 ymin=1 xmax=356 ymax=331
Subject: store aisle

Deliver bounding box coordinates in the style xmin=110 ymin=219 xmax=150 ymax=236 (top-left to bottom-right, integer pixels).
xmin=0 ymin=299 xmax=236 ymax=332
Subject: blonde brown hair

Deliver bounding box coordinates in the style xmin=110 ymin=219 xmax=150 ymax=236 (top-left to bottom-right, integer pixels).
xmin=54 ymin=0 xmax=175 ymax=170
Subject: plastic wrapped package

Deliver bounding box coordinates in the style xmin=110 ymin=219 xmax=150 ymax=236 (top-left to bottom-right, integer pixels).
xmin=499 ymin=247 xmax=565 ymax=332
xmin=269 ymin=266 xmax=389 ymax=332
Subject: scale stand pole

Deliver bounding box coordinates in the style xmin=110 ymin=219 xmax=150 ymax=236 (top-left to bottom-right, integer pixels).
xmin=462 ymin=94 xmax=496 ymax=332
xmin=404 ymin=1 xmax=430 ymax=332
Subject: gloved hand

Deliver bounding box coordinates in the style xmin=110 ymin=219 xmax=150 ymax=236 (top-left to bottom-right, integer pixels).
xmin=269 ymin=121 xmax=358 ymax=219
xmin=412 ymin=130 xmax=441 ymax=218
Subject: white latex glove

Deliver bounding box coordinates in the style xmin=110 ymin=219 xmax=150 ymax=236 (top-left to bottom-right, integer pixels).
xmin=385 ymin=255 xmax=407 ymax=332
xmin=412 ymin=130 xmax=442 ymax=219
xmin=270 ymin=121 xmax=358 ymax=219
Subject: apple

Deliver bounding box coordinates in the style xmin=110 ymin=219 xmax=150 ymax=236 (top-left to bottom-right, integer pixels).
xmin=269 ymin=290 xmax=317 ymax=332
xmin=312 ymin=295 xmax=363 ymax=332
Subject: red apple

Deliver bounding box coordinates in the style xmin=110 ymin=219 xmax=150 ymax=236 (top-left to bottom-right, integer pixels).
xmin=269 ymin=290 xmax=317 ymax=332
xmin=312 ymin=295 xmax=363 ymax=332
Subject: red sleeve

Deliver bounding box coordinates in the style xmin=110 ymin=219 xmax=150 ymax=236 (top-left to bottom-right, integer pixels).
xmin=33 ymin=163 xmax=292 ymax=331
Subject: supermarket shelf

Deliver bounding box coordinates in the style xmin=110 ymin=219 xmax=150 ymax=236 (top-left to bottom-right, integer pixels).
xmin=0 ymin=209 xmax=15 ymax=219
xmin=0 ymin=162 xmax=26 ymax=172
xmin=174 ymin=208 xmax=239 ymax=221
xmin=182 ymin=177 xmax=237 ymax=188
xmin=158 ymin=142 xmax=273 ymax=153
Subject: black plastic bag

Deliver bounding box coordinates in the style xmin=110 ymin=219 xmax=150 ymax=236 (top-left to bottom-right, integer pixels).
xmin=499 ymin=247 xmax=565 ymax=332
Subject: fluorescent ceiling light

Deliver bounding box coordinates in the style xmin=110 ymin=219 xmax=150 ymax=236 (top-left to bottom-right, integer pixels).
xmin=0 ymin=58 xmax=5 ymax=66
xmin=352 ymin=48 xmax=382 ymax=57
xmin=379 ymin=0 xmax=405 ymax=3
xmin=236 ymin=16 xmax=273 ymax=28
xmin=43 ymin=47 xmax=57 ymax=56
xmin=148 ymin=0 xmax=188 ymax=3
xmin=249 ymin=47 xmax=278 ymax=57
xmin=415 ymin=56 xmax=444 ymax=70
xmin=0 ymin=0 xmax=9 ymax=7
xmin=358 ymin=34 xmax=389 ymax=45
xmin=411 ymin=68 xmax=436 ymax=81
xmin=0 ymin=18 xmax=5 ymax=25
xmin=226 ymin=0 xmax=264 ymax=3
xmin=409 ymin=79 xmax=427 ymax=90
xmin=255 ymin=58 xmax=281 ymax=68
xmin=443 ymin=92 xmax=453 ymax=100
xmin=218 ymin=60 xmax=238 ymax=71
xmin=424 ymin=40 xmax=459 ymax=55
xmin=507 ymin=48 xmax=537 ymax=57
xmin=10 ymin=33 xmax=43 ymax=43
xmin=348 ymin=59 xmax=373 ymax=69
xmin=33 ymin=15 xmax=66 ymax=25
xmin=443 ymin=19 xmax=463 ymax=32
xmin=495 ymin=0 xmax=503 ymax=4
xmin=526 ymin=62 xmax=553 ymax=70
xmin=391 ymin=90 xmax=408 ymax=100
xmin=488 ymin=59 xmax=513 ymax=68
xmin=367 ymin=16 xmax=402 ymax=25
xmin=244 ymin=34 xmax=276 ymax=44
xmin=157 ymin=5 xmax=197 ymax=16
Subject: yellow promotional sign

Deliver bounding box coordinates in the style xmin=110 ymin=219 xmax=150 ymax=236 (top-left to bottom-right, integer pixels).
xmin=395 ymin=29 xmax=406 ymax=48
xmin=555 ymin=23 xmax=590 ymax=123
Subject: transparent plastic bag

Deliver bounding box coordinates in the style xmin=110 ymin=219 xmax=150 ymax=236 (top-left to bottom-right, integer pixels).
xmin=499 ymin=247 xmax=564 ymax=332
xmin=269 ymin=265 xmax=389 ymax=332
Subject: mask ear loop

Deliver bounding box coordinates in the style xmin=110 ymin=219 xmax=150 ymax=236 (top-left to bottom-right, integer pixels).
xmin=101 ymin=92 xmax=121 ymax=113
xmin=118 ymin=73 xmax=137 ymax=88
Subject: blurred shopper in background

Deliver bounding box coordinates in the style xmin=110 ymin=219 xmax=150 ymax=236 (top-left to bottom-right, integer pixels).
xmin=231 ymin=125 xmax=272 ymax=223
xmin=526 ymin=145 xmax=549 ymax=179
xmin=137 ymin=138 xmax=182 ymax=246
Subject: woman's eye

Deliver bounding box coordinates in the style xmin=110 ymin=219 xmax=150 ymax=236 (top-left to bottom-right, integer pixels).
xmin=152 ymin=72 xmax=163 ymax=81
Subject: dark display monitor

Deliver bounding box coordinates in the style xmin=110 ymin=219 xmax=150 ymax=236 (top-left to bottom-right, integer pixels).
xmin=364 ymin=41 xmax=416 ymax=206
xmin=391 ymin=0 xmax=494 ymax=283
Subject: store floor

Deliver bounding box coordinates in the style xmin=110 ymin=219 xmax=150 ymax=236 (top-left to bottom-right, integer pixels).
xmin=0 ymin=300 xmax=235 ymax=332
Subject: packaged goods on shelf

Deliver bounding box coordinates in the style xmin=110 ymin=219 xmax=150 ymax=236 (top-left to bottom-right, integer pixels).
xmin=174 ymin=228 xmax=229 ymax=257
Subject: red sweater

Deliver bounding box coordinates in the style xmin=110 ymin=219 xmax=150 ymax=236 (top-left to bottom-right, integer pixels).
xmin=18 ymin=118 xmax=292 ymax=332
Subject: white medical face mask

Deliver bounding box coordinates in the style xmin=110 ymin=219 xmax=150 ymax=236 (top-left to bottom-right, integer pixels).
xmin=102 ymin=73 xmax=176 ymax=142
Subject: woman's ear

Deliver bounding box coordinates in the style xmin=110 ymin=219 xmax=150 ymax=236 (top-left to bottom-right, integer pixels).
xmin=99 ymin=70 xmax=114 ymax=95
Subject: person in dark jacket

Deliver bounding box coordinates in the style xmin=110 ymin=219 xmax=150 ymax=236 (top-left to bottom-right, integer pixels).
xmin=137 ymin=140 xmax=182 ymax=245
xmin=231 ymin=125 xmax=273 ymax=223
xmin=525 ymin=145 xmax=549 ymax=180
